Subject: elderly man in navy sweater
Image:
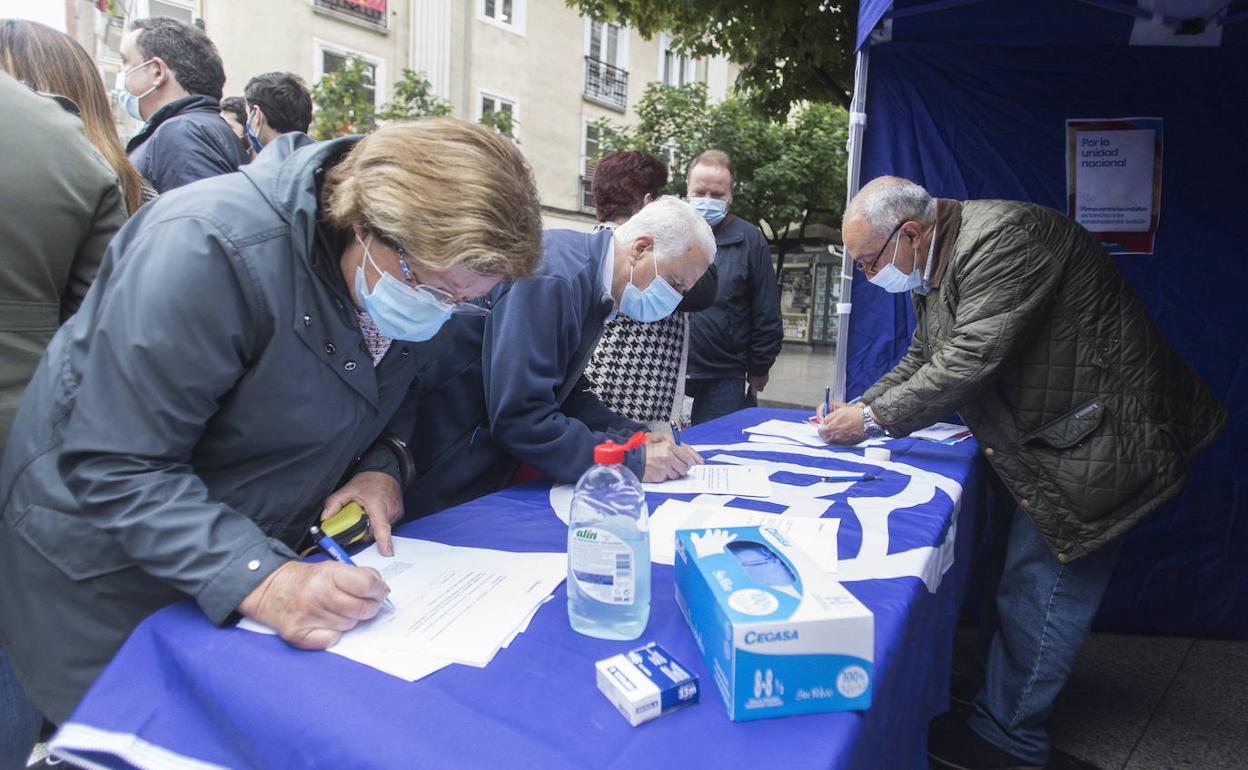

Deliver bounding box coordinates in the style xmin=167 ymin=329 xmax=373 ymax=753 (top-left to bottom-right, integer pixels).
xmin=404 ymin=197 xmax=716 ymax=518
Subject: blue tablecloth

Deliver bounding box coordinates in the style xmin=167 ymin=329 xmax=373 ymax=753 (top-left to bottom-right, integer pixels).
xmin=53 ymin=408 xmax=985 ymax=770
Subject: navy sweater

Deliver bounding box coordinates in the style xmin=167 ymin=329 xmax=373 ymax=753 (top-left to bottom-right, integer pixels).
xmin=404 ymin=229 xmax=645 ymax=518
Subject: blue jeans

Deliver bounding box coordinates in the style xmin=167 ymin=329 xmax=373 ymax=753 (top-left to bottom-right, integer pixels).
xmin=968 ymin=506 xmax=1124 ymax=765
xmin=685 ymin=377 xmax=748 ymax=425
xmin=0 ymin=642 xmax=41 ymax=770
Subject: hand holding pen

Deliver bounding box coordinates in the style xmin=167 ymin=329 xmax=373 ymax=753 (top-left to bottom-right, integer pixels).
xmin=236 ymin=554 xmax=393 ymax=650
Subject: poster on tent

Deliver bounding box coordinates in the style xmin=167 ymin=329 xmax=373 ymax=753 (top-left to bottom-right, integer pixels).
xmin=1065 ymin=117 xmax=1163 ymax=254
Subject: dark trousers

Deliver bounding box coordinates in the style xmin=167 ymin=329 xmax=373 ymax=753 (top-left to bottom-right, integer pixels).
xmin=685 ymin=377 xmax=748 ymax=425
xmin=0 ymin=642 xmax=40 ymax=770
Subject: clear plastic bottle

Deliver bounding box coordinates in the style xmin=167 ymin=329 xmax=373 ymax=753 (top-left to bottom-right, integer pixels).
xmin=567 ymin=433 xmax=651 ymax=640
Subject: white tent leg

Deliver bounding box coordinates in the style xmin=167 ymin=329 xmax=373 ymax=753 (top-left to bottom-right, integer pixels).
xmin=832 ymin=46 xmax=871 ymax=402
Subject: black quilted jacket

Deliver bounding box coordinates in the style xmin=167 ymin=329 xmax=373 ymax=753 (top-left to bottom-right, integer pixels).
xmin=862 ymin=200 xmax=1227 ymax=561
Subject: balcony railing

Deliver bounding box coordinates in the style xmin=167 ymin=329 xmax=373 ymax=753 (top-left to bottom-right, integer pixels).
xmin=583 ymin=56 xmax=628 ymax=111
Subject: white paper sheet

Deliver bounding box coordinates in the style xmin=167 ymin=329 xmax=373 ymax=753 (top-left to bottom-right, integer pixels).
xmin=743 ymin=419 xmax=827 ymax=447
xmin=648 ymin=499 xmax=840 ymax=572
xmin=909 ymin=422 xmax=973 ymax=444
xmin=237 ymin=538 xmax=566 ymax=677
xmin=642 ymin=464 xmax=773 ymax=497
xmin=744 ymin=420 xmax=888 ymax=449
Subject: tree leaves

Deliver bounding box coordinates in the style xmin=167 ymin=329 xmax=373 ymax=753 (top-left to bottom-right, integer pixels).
xmin=309 ymin=56 xmax=377 ymax=140
xmin=310 ymin=64 xmax=517 ymax=140
xmin=567 ymin=0 xmax=858 ymax=117
xmin=594 ymin=82 xmax=848 ymax=244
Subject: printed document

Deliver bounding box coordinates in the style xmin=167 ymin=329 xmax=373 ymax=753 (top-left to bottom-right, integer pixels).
xmin=642 ymin=464 xmax=773 ymax=497
xmin=238 ymin=538 xmax=565 ymax=678
xmin=910 ymin=422 xmax=973 ymax=444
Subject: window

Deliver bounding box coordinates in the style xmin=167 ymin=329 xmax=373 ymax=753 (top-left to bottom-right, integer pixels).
xmin=660 ymin=33 xmax=696 ymax=87
xmin=478 ymin=0 xmax=526 ymax=34
xmin=583 ymin=19 xmax=629 ymax=110
xmin=147 ymin=0 xmax=195 ymax=27
xmin=583 ymin=122 xmax=601 ymax=174
xmin=580 ymin=121 xmax=600 ymax=211
xmin=588 ymin=21 xmax=621 ymax=68
xmin=479 ymin=91 xmax=518 ymax=140
xmin=313 ymin=41 xmax=385 ymax=109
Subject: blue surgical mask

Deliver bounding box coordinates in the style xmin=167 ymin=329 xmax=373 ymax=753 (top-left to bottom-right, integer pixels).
xmin=354 ymin=234 xmax=453 ymax=341
xmin=113 ymin=59 xmax=156 ymax=122
xmin=688 ymin=197 xmax=728 ymax=227
xmin=867 ymin=233 xmax=922 ymax=294
xmin=245 ymin=106 xmax=263 ymax=153
xmin=619 ymin=250 xmax=684 ymax=322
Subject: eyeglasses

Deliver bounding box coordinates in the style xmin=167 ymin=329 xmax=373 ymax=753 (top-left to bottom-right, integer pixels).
xmin=850 ymin=220 xmax=906 ymax=273
xmin=394 ymin=246 xmax=491 ymax=316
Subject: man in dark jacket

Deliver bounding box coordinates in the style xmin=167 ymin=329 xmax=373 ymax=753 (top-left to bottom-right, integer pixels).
xmin=0 ymin=120 xmax=542 ymax=747
xmin=403 ymin=196 xmax=715 ymax=518
xmin=819 ymin=176 xmax=1227 ymax=770
xmin=683 ymin=149 xmax=783 ymax=424
xmin=117 ymin=16 xmax=245 ymax=192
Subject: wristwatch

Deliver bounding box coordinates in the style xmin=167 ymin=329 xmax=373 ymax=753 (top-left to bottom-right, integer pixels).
xmin=861 ymin=405 xmax=887 ymax=439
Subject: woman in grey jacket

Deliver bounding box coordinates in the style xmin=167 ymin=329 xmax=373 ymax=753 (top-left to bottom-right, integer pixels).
xmin=0 ymin=119 xmax=542 ymax=755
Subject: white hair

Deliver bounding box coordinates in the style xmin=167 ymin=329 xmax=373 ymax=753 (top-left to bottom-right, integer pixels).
xmin=845 ymin=176 xmax=936 ymax=238
xmin=615 ymin=195 xmax=716 ymax=266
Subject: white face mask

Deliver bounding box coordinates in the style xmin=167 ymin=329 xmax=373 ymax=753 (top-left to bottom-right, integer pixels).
xmin=867 ymin=231 xmax=922 ymax=294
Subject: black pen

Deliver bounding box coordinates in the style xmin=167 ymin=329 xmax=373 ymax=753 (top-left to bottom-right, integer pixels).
xmin=822 ymin=474 xmax=880 ymax=482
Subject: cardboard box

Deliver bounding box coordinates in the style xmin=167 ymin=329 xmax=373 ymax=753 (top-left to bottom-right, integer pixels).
xmin=595 ymin=642 xmax=700 ymax=726
xmin=674 ymin=525 xmax=873 ymax=721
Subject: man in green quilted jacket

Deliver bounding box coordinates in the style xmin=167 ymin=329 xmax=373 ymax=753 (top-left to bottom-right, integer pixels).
xmin=818 ymin=176 xmax=1227 ymax=770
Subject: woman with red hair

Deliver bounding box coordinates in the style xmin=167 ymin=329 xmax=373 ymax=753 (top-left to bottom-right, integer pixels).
xmin=583 ymin=151 xmax=718 ymax=427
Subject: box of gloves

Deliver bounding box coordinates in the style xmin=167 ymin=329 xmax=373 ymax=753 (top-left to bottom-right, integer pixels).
xmin=673 ymin=525 xmax=873 ymax=721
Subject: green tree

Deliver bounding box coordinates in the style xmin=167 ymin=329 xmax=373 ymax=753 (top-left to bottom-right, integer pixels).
xmin=594 ymin=83 xmax=847 ymax=265
xmin=376 ymin=69 xmax=453 ymax=122
xmin=309 ymin=56 xmax=377 ymax=139
xmin=567 ymin=0 xmax=859 ymax=118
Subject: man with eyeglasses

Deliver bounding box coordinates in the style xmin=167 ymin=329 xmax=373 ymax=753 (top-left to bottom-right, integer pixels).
xmin=817 ymin=176 xmax=1226 ymax=770
xmin=400 ymin=197 xmax=716 ymax=519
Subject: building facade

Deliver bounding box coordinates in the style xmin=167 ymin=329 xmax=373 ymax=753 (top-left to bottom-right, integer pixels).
xmin=64 ymin=0 xmax=737 ymax=229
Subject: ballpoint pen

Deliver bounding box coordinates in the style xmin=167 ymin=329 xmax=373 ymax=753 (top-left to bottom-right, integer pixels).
xmin=310 ymin=525 xmax=396 ymax=612
xmin=822 ymin=474 xmax=880 ymax=482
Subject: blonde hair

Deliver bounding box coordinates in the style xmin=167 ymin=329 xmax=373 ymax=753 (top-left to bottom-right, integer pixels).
xmin=0 ymin=19 xmax=145 ymax=214
xmin=323 ymin=119 xmax=542 ymax=279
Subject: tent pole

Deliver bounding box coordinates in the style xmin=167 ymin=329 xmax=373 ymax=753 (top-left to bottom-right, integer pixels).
xmin=831 ymin=44 xmax=870 ymax=403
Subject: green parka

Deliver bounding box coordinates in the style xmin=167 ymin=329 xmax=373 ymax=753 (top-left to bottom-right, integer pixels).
xmin=862 ymin=200 xmax=1227 ymax=562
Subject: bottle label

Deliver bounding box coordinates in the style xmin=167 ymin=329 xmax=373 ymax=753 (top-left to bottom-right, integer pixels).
xmin=570 ymin=527 xmax=635 ymax=605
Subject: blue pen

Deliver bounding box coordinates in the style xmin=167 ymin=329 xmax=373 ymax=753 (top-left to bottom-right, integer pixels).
xmin=310 ymin=525 xmax=396 ymax=612
xmin=823 ymin=386 xmax=830 ymax=416
xmin=670 ymin=422 xmax=683 ymax=446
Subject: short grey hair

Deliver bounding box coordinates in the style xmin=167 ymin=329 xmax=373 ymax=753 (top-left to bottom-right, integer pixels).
xmin=845 ymin=176 xmax=936 ymax=238
xmin=615 ymin=195 xmax=716 ymax=266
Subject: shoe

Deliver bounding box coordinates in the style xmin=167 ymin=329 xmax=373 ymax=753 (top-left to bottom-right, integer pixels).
xmin=927 ymin=710 xmax=1043 ymax=770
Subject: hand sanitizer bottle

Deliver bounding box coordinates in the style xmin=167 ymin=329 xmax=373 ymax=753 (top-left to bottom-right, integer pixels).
xmin=567 ymin=432 xmax=650 ymax=640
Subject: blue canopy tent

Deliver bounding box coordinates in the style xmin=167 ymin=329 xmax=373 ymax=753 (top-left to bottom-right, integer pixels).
xmin=833 ymin=0 xmax=1247 ymax=636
